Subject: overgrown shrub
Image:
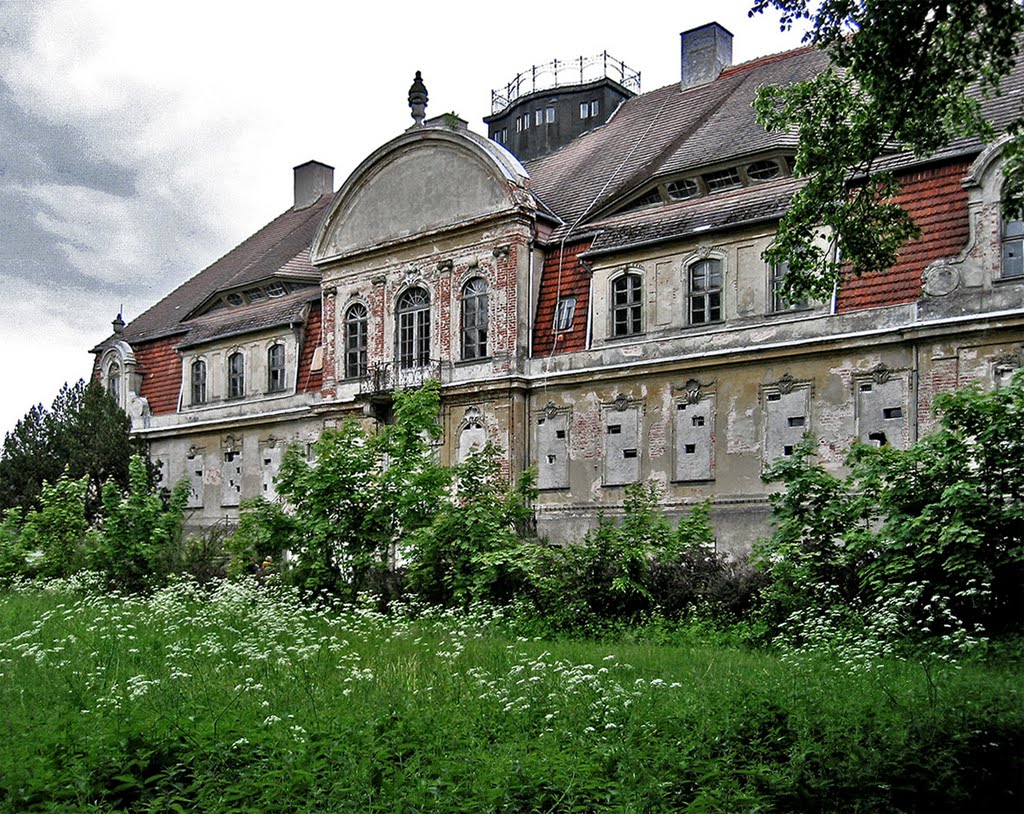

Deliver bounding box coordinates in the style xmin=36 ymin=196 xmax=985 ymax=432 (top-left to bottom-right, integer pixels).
xmin=88 ymin=454 xmax=191 ymax=591
xmin=405 ymin=445 xmax=536 ymax=607
xmin=20 ymin=469 xmax=90 ymax=578
xmin=227 ymin=381 xmax=449 ymax=599
xmin=757 ymin=368 xmax=1024 ymax=654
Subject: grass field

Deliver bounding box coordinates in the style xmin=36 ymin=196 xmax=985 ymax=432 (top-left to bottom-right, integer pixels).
xmin=1 ymin=576 xmax=1021 ymax=813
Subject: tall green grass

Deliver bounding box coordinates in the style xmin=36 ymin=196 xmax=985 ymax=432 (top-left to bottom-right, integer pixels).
xmin=1 ymin=577 xmax=1020 ymax=812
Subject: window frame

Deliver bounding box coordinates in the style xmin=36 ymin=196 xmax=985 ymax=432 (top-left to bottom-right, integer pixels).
xmin=769 ymin=261 xmax=810 ymax=312
xmin=1001 ymin=214 xmax=1024 ymax=279
xmin=267 ymin=343 xmax=286 ymax=393
xmin=191 ymin=359 xmax=207 ymax=405
xmin=396 ymin=286 xmax=431 ymax=370
xmin=688 ymin=258 xmax=723 ymax=325
xmin=344 ymin=302 xmax=369 ymax=379
xmin=460 ymin=277 xmax=489 ymax=360
xmin=227 ymin=351 xmax=245 ymax=399
xmin=554 ymin=296 xmax=577 ymax=332
xmin=610 ymin=271 xmax=644 ymax=338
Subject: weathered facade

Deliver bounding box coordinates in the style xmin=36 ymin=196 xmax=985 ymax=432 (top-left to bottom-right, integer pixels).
xmin=92 ymin=24 xmax=1024 ymax=551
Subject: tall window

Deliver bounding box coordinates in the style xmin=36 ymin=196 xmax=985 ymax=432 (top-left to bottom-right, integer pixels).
xmin=611 ymin=272 xmax=643 ymax=337
xmin=106 ymin=362 xmax=121 ymax=405
xmin=555 ymin=296 xmax=576 ymax=332
xmin=689 ymin=259 xmax=722 ymax=324
xmin=191 ymin=360 xmax=207 ymax=405
xmin=461 ymin=277 xmax=488 ymax=359
xmin=1002 ymin=215 xmax=1024 ymax=278
xmin=397 ymin=287 xmax=431 ymax=369
xmin=770 ymin=261 xmax=808 ymax=312
xmin=267 ymin=344 xmax=285 ymax=392
xmin=345 ymin=303 xmax=368 ymax=379
xmin=228 ymin=352 xmax=244 ymax=399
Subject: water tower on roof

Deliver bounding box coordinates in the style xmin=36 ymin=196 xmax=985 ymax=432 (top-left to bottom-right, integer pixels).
xmin=483 ymin=53 xmax=640 ymax=162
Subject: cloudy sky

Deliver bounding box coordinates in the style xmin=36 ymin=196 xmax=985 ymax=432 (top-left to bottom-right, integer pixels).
xmin=0 ymin=0 xmax=805 ymax=437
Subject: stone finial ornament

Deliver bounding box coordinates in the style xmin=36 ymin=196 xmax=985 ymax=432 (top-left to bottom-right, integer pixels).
xmin=112 ymin=312 xmax=125 ymax=334
xmin=408 ymin=71 xmax=428 ymax=126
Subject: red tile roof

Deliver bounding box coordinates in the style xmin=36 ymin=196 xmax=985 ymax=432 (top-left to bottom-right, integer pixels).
xmin=134 ymin=335 xmax=182 ymax=415
xmin=837 ymin=160 xmax=971 ymax=312
xmin=297 ymin=300 xmax=323 ymax=394
xmin=533 ymin=239 xmax=593 ymax=356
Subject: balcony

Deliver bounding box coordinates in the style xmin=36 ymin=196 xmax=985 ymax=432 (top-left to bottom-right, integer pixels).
xmin=357 ymin=361 xmax=445 ymax=396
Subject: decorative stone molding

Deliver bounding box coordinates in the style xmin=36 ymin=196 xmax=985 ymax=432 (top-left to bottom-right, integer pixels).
xmin=492 ymin=244 xmax=511 ymax=259
xmin=437 ymin=259 xmax=454 ymax=273
xmin=872 ymin=363 xmax=892 ymax=385
xmin=922 ymin=259 xmax=961 ymax=297
xmin=777 ymin=372 xmax=797 ymax=394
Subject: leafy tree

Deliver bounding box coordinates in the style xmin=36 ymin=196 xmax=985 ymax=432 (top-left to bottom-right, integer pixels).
xmin=758 ymin=370 xmax=1024 ymax=645
xmin=228 ymin=381 xmax=449 ymax=598
xmin=89 ymin=455 xmax=191 ymax=591
xmin=405 ymin=444 xmax=536 ymax=607
xmin=0 ymin=379 xmax=141 ymax=518
xmin=751 ymin=1 xmax=1024 ymax=300
xmin=19 ymin=470 xmax=90 ymax=579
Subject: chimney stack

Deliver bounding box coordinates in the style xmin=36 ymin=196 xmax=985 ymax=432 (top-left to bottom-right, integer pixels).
xmin=680 ymin=22 xmax=733 ymax=88
xmin=293 ymin=160 xmax=334 ymax=210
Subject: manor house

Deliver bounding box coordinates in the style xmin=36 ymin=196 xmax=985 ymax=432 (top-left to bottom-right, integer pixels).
xmin=92 ymin=23 xmax=1024 ymax=550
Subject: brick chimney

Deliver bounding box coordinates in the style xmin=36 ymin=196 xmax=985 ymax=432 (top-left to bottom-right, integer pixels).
xmin=680 ymin=22 xmax=733 ymax=88
xmin=293 ymin=160 xmax=334 ymax=210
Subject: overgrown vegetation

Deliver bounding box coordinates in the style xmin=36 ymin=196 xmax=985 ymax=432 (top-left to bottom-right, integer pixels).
xmin=0 ymin=580 xmax=1019 ymax=813
xmin=756 ymin=370 xmax=1024 ymax=660
xmin=1 ymin=371 xmax=1023 ymax=810
xmin=0 ymin=379 xmax=146 ymax=518
xmin=752 ymin=0 xmax=1024 ymax=300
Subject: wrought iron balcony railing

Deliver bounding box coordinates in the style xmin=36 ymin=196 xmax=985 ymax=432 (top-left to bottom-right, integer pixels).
xmin=491 ymin=52 xmax=640 ymax=115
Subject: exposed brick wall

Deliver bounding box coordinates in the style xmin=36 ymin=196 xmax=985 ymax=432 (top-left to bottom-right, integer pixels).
xmin=134 ymin=335 xmax=183 ymax=415
xmin=297 ymin=300 xmax=322 ymax=394
xmin=837 ymin=160 xmax=972 ymax=312
xmin=533 ymin=239 xmax=593 ymax=356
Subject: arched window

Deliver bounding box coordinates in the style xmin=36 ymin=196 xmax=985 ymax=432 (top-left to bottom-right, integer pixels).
xmin=228 ymin=352 xmax=245 ymax=399
xmin=106 ymin=361 xmax=121 ymax=405
xmin=1002 ymin=215 xmax=1024 ymax=279
xmin=611 ymin=272 xmax=643 ymax=337
xmin=191 ymin=360 xmax=207 ymax=405
xmin=267 ymin=344 xmax=286 ymax=392
xmin=461 ymin=277 xmax=488 ymax=359
xmin=689 ymin=259 xmax=722 ymax=324
xmin=396 ymin=287 xmax=430 ymax=369
xmin=345 ymin=303 xmax=368 ymax=379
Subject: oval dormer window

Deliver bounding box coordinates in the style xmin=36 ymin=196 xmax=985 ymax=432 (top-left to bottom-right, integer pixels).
xmin=746 ymin=159 xmax=781 ymax=182
xmin=226 ymin=292 xmax=245 ymax=307
xmin=665 ymin=179 xmax=699 ymax=201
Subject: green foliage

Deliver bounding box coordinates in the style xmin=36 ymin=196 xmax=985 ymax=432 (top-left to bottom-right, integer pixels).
xmin=759 ymin=370 xmax=1024 ymax=652
xmin=0 ymin=508 xmax=27 ymax=582
xmin=230 ymin=381 xmax=449 ymax=598
xmin=751 ymin=0 xmax=1024 ymax=299
xmin=0 ymin=379 xmax=142 ymax=519
xmin=19 ymin=470 xmax=90 ymax=578
xmin=405 ymin=445 xmax=537 ymax=607
xmin=2 ymin=584 xmax=1020 ymax=813
xmin=522 ymin=483 xmax=750 ymax=632
xmin=89 ymin=455 xmax=191 ymax=591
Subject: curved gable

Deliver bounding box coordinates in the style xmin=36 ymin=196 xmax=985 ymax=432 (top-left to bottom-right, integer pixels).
xmin=313 ymin=127 xmax=531 ymax=263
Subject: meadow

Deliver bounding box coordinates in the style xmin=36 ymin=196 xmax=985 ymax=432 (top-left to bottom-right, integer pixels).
xmin=1 ymin=575 xmax=1021 ymax=813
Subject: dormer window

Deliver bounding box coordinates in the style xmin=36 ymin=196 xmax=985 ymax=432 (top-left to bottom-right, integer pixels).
xmin=746 ymin=159 xmax=781 ymax=182
xmin=622 ymin=188 xmax=662 ymax=211
xmin=267 ymin=344 xmax=286 ymax=392
xmin=705 ymin=167 xmax=741 ymax=192
xmin=266 ymin=283 xmax=287 ymax=298
xmin=191 ymin=360 xmax=207 ymax=405
xmin=107 ymin=362 xmax=121 ymax=405
xmin=226 ymin=293 xmax=245 ymax=307
xmin=611 ymin=272 xmax=643 ymax=337
xmin=245 ymin=288 xmax=266 ymax=302
xmin=666 ymin=179 xmax=699 ymax=201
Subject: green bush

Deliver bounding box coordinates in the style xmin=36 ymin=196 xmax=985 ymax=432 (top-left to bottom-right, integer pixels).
xmin=758 ymin=369 xmax=1024 ymax=654
xmin=19 ymin=469 xmax=90 ymax=579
